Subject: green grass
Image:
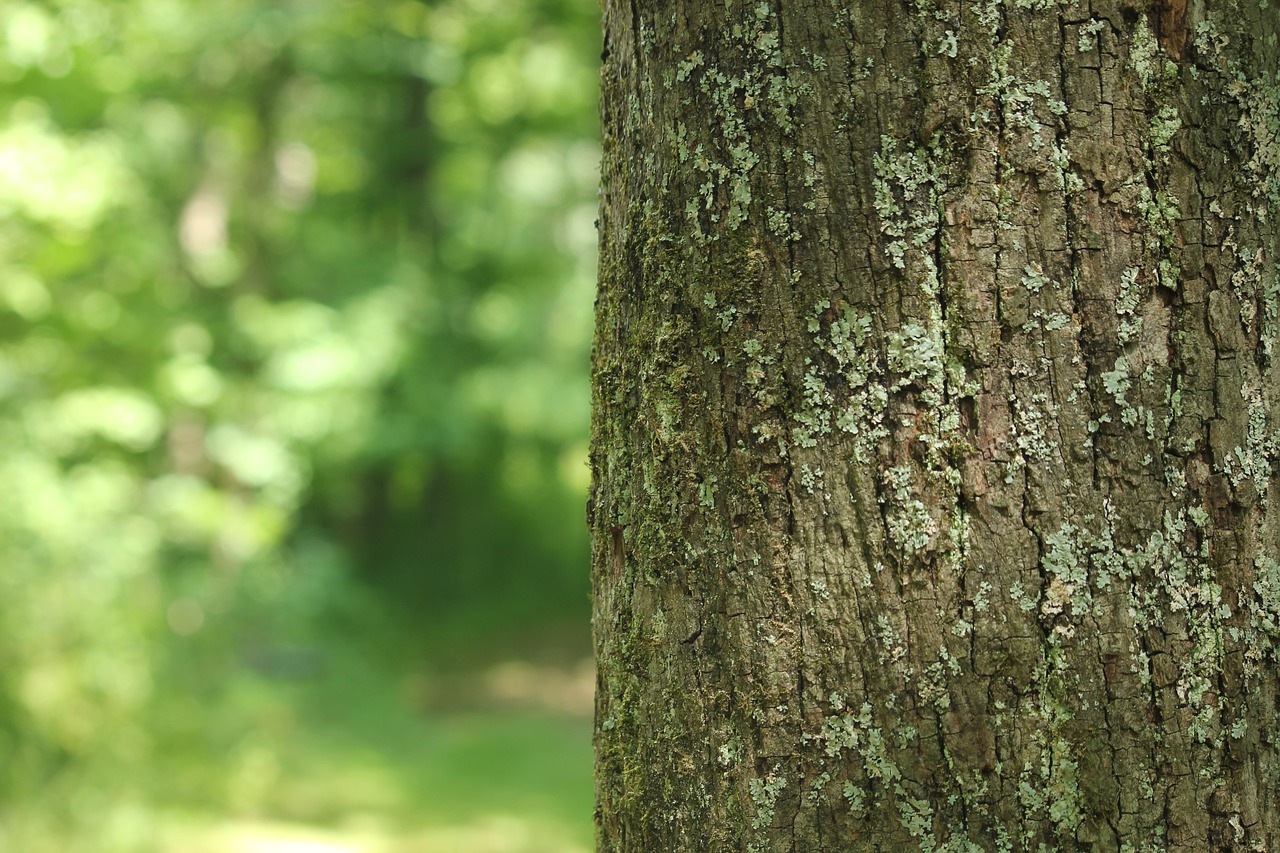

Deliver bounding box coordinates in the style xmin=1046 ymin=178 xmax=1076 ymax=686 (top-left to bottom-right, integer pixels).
xmin=163 ymin=643 xmax=597 ymax=852
xmin=0 ymin=620 xmax=596 ymax=853
xmin=162 ymin=705 xmax=594 ymax=853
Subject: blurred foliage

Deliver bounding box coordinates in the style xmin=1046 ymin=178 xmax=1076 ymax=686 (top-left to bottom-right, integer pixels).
xmin=0 ymin=0 xmax=598 ymax=847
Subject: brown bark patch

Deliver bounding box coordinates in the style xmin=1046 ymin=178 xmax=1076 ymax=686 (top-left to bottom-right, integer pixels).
xmin=1155 ymin=0 xmax=1190 ymax=61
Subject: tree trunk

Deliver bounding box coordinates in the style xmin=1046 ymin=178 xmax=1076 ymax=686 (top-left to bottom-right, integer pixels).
xmin=590 ymin=0 xmax=1280 ymax=849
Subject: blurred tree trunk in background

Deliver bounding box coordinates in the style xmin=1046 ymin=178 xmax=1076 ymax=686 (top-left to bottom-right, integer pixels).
xmin=591 ymin=0 xmax=1280 ymax=849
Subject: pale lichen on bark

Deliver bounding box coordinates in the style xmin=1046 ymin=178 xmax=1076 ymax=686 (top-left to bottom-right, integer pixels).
xmin=593 ymin=0 xmax=1280 ymax=849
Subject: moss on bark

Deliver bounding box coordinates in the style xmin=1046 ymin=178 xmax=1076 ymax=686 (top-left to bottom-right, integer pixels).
xmin=592 ymin=1 xmax=1280 ymax=849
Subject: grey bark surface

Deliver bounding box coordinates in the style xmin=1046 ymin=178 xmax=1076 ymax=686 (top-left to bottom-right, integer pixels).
xmin=590 ymin=1 xmax=1280 ymax=849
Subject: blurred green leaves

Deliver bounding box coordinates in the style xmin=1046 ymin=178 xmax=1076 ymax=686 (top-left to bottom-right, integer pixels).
xmin=0 ymin=0 xmax=598 ymax=846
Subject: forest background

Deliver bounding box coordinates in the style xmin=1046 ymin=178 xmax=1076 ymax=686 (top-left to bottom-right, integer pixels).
xmin=0 ymin=0 xmax=598 ymax=850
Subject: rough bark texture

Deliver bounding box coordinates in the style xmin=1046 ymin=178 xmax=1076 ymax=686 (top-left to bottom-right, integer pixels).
xmin=590 ymin=1 xmax=1280 ymax=850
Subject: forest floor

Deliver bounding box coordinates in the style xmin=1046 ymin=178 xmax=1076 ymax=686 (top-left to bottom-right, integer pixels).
xmin=160 ymin=659 xmax=594 ymax=853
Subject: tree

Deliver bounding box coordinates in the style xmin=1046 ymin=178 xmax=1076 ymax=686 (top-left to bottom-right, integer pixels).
xmin=590 ymin=0 xmax=1280 ymax=849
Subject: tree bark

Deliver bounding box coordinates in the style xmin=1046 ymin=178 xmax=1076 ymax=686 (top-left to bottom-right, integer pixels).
xmin=590 ymin=1 xmax=1280 ymax=850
